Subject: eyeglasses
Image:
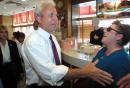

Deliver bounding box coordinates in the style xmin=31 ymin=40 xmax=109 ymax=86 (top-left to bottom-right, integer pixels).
xmin=107 ymin=27 xmax=121 ymax=34
xmin=47 ymin=13 xmax=58 ymax=17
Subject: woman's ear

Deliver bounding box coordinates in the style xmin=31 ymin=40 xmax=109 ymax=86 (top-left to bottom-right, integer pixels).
xmin=116 ymin=34 xmax=123 ymax=40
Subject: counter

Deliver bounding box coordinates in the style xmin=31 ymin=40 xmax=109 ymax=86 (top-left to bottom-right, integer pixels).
xmin=62 ymin=50 xmax=93 ymax=68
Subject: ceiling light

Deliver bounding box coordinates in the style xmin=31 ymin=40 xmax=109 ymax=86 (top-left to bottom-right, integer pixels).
xmin=4 ymin=6 xmax=7 ymax=9
xmin=21 ymin=0 xmax=26 ymax=1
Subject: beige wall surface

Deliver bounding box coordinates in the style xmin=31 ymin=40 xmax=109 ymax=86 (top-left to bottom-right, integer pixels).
xmin=2 ymin=16 xmax=13 ymax=40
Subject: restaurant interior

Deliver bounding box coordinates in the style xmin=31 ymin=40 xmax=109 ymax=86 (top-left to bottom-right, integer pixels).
xmin=0 ymin=0 xmax=130 ymax=88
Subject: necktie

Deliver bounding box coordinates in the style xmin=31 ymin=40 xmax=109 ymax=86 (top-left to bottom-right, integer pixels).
xmin=49 ymin=35 xmax=60 ymax=65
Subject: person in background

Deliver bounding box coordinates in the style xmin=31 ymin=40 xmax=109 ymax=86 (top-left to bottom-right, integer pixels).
xmin=13 ymin=32 xmax=25 ymax=55
xmin=13 ymin=31 xmax=26 ymax=88
xmin=13 ymin=31 xmax=19 ymax=40
xmin=21 ymin=0 xmax=113 ymax=88
xmin=90 ymin=27 xmax=104 ymax=46
xmin=17 ymin=32 xmax=25 ymax=44
xmin=0 ymin=25 xmax=24 ymax=88
xmin=14 ymin=32 xmax=25 ymax=54
xmin=13 ymin=31 xmax=25 ymax=43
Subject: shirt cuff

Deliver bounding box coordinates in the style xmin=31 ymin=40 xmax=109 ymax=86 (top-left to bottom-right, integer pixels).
xmin=50 ymin=65 xmax=68 ymax=86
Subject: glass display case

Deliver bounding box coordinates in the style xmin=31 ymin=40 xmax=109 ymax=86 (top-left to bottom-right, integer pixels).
xmin=72 ymin=1 xmax=96 ymax=43
xmin=72 ymin=0 xmax=130 ymax=45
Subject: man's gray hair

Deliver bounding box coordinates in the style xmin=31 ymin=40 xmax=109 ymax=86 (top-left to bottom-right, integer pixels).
xmin=35 ymin=0 xmax=56 ymax=17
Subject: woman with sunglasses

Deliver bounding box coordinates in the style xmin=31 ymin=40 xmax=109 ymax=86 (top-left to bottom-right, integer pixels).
xmin=90 ymin=20 xmax=130 ymax=88
xmin=74 ymin=20 xmax=130 ymax=88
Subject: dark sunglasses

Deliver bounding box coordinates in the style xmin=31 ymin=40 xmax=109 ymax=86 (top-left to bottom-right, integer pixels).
xmin=107 ymin=27 xmax=121 ymax=34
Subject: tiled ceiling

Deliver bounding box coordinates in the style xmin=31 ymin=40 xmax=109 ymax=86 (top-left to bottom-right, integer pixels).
xmin=0 ymin=0 xmax=44 ymax=16
xmin=0 ymin=0 xmax=94 ymax=16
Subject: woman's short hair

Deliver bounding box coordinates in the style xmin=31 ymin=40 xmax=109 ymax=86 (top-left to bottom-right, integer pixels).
xmin=112 ymin=20 xmax=130 ymax=46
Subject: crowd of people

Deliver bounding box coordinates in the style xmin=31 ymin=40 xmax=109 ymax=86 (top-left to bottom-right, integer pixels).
xmin=0 ymin=0 xmax=130 ymax=88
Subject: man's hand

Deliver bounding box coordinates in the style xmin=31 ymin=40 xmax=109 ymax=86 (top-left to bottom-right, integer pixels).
xmin=80 ymin=60 xmax=113 ymax=86
xmin=117 ymin=73 xmax=130 ymax=88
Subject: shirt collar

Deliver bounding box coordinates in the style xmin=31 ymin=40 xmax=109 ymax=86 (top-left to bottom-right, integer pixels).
xmin=0 ymin=40 xmax=8 ymax=47
xmin=37 ymin=27 xmax=51 ymax=40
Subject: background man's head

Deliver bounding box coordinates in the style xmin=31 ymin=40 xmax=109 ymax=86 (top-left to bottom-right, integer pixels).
xmin=0 ymin=25 xmax=8 ymax=41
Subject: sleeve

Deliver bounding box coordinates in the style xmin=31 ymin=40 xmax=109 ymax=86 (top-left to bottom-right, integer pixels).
xmin=23 ymin=38 xmax=68 ymax=86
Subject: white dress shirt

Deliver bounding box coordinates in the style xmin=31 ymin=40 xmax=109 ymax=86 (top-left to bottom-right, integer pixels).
xmin=21 ymin=27 xmax=68 ymax=86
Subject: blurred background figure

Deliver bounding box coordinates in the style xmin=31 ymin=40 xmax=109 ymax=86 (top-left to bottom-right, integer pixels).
xmin=12 ymin=31 xmax=26 ymax=88
xmin=13 ymin=31 xmax=25 ymax=44
xmin=13 ymin=31 xmax=20 ymax=42
xmin=13 ymin=31 xmax=25 ymax=57
xmin=17 ymin=32 xmax=25 ymax=44
xmin=0 ymin=25 xmax=24 ymax=88
xmin=90 ymin=27 xmax=104 ymax=46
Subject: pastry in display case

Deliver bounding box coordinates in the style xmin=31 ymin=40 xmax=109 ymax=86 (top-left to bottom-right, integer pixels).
xmin=78 ymin=43 xmax=101 ymax=56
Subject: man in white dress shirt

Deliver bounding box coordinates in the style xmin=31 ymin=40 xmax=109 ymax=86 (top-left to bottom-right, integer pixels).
xmin=21 ymin=0 xmax=113 ymax=88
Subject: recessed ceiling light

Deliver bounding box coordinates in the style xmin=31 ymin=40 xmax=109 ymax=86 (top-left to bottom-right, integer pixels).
xmin=4 ymin=6 xmax=7 ymax=9
xmin=21 ymin=0 xmax=26 ymax=1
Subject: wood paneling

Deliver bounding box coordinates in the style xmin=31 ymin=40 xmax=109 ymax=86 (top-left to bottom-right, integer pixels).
xmin=0 ymin=15 xmax=2 ymax=24
xmin=71 ymin=0 xmax=93 ymax=5
xmin=80 ymin=25 xmax=92 ymax=39
xmin=3 ymin=16 xmax=13 ymax=39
